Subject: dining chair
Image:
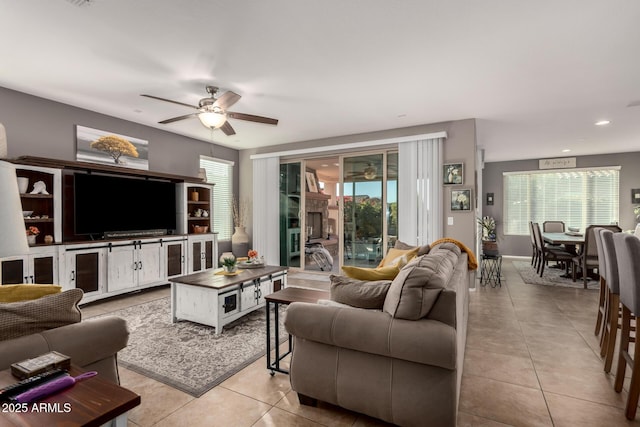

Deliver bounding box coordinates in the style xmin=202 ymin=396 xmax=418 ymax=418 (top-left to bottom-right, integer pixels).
xmin=543 ymin=220 xmax=565 ymax=233
xmin=572 ymin=224 xmax=621 ymax=289
xmin=613 ymin=233 xmax=640 ymax=420
xmin=593 ymin=227 xmax=607 ymax=338
xmin=533 ymin=222 xmax=573 ymax=277
xmin=599 ymin=229 xmax=621 ymax=373
xmin=529 ymin=221 xmax=539 ymax=267
xmin=635 ymin=223 xmax=640 ymax=237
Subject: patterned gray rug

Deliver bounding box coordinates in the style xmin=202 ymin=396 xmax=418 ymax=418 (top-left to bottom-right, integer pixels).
xmin=512 ymin=260 xmax=599 ymax=290
xmin=99 ymin=297 xmax=287 ymax=397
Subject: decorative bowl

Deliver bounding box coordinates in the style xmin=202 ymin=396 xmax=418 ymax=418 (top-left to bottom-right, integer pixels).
xmin=192 ymin=225 xmax=209 ymax=233
xmin=22 ymin=210 xmax=33 ymax=217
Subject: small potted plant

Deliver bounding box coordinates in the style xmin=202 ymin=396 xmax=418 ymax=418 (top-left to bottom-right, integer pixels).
xmin=26 ymin=226 xmax=40 ymax=246
xmin=221 ymin=256 xmax=237 ymax=273
xmin=477 ymin=216 xmax=498 ymax=255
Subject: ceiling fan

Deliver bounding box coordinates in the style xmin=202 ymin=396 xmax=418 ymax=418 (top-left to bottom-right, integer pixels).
xmin=141 ymin=86 xmax=278 ymax=136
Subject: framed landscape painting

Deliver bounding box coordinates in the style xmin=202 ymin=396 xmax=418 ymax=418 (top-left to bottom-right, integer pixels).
xmin=76 ymin=125 xmax=149 ymax=170
xmin=443 ymin=163 xmax=463 ymax=185
xmin=451 ymin=189 xmax=472 ymax=211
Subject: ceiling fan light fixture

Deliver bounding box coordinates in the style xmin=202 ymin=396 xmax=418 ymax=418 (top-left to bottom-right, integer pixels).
xmin=363 ymin=164 xmax=377 ymax=180
xmin=198 ymin=111 xmax=227 ymax=129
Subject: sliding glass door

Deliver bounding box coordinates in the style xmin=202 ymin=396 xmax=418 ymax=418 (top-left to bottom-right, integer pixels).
xmin=279 ymin=163 xmax=301 ymax=267
xmin=342 ymin=154 xmax=386 ymax=267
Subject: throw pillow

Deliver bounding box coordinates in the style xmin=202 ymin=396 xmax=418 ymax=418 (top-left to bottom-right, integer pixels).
xmin=342 ymin=263 xmax=402 ymax=281
xmin=383 ymin=244 xmax=461 ymax=320
xmin=0 ymin=288 xmax=83 ymax=341
xmin=394 ymin=240 xmax=431 ymax=256
xmin=377 ymin=247 xmax=419 ymax=268
xmin=0 ymin=284 xmax=62 ymax=303
xmin=330 ymin=275 xmax=392 ymax=309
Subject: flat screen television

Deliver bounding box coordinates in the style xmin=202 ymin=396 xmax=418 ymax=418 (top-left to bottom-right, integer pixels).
xmin=74 ymin=173 xmax=177 ymax=236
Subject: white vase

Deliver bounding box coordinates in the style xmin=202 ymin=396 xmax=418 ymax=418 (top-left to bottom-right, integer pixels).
xmin=27 ymin=235 xmax=36 ymax=246
xmin=17 ymin=177 xmax=28 ymax=194
xmin=231 ymin=226 xmax=249 ymax=258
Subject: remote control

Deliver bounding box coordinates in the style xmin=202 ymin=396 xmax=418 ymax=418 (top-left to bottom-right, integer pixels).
xmin=0 ymin=369 xmax=68 ymax=402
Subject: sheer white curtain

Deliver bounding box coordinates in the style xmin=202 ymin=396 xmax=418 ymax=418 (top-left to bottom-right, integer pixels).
xmin=398 ymin=137 xmax=444 ymax=245
xmin=252 ymin=157 xmax=280 ymax=265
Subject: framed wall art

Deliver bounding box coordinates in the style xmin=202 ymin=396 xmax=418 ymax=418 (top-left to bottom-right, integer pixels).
xmin=76 ymin=125 xmax=149 ymax=170
xmin=305 ymin=171 xmax=318 ymax=193
xmin=451 ymin=188 xmax=472 ymax=211
xmin=632 ymin=188 xmax=640 ymax=204
xmin=443 ymin=163 xmax=463 ymax=185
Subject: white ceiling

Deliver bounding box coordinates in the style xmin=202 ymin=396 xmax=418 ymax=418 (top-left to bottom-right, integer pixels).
xmin=2 ymin=0 xmax=640 ymax=162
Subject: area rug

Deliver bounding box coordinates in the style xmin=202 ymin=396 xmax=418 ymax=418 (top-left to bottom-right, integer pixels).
xmin=512 ymin=260 xmax=599 ymax=290
xmin=98 ymin=297 xmax=287 ymax=397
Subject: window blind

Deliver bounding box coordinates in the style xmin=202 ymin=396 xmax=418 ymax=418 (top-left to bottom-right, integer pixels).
xmin=200 ymin=156 xmax=234 ymax=240
xmin=503 ymin=167 xmax=620 ymax=235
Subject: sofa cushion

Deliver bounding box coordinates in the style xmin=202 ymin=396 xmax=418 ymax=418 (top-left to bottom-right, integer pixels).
xmin=394 ymin=240 xmax=431 ymax=256
xmin=0 ymin=284 xmax=62 ymax=303
xmin=377 ymin=247 xmax=419 ymax=268
xmin=0 ymin=289 xmax=83 ymax=341
xmin=383 ymin=243 xmax=461 ymax=320
xmin=329 ymin=275 xmax=391 ymax=309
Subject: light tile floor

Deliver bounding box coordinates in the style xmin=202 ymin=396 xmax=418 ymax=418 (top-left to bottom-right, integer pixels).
xmin=81 ymin=258 xmax=640 ymax=426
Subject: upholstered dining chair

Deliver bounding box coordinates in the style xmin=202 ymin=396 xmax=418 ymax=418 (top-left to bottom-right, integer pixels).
xmin=543 ymin=220 xmax=565 ymax=233
xmin=598 ymin=229 xmax=621 ymax=373
xmin=593 ymin=227 xmax=607 ymax=338
xmin=529 ymin=221 xmax=539 ymax=268
xmin=533 ymin=222 xmax=573 ymax=277
xmin=613 ymin=233 xmax=640 ymax=420
xmin=573 ymin=224 xmax=621 ymax=289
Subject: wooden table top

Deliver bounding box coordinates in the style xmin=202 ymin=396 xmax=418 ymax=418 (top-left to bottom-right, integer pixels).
xmin=0 ymin=367 xmax=140 ymax=427
xmin=169 ymin=265 xmax=288 ymax=290
xmin=265 ymin=287 xmax=330 ymax=305
xmin=542 ymin=232 xmax=585 ymax=245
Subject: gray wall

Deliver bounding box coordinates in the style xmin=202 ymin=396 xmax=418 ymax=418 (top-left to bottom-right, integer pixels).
xmin=0 ymin=86 xmax=239 ymax=250
xmin=483 ymin=151 xmax=640 ymax=256
xmin=239 ymin=118 xmax=478 ymax=251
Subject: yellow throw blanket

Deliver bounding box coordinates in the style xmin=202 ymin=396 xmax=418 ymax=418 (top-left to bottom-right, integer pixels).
xmin=431 ymin=238 xmax=478 ymax=270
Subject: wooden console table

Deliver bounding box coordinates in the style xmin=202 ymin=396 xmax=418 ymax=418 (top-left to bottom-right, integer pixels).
xmin=0 ymin=366 xmax=140 ymax=427
xmin=169 ymin=265 xmax=288 ymax=334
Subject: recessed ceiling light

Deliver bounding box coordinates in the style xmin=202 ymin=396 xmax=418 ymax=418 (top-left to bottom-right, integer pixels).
xmin=562 ymin=149 xmax=571 ymax=153
xmin=595 ymin=120 xmax=611 ymax=126
xmin=333 ymin=163 xmax=339 ymax=167
xmin=321 ymin=164 xmax=329 ymax=167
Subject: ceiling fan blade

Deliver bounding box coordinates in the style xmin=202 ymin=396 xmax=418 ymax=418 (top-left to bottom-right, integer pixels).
xmin=227 ymin=112 xmax=278 ymax=125
xmin=141 ymin=94 xmax=197 ymax=109
xmin=159 ymin=113 xmax=198 ymax=124
xmin=214 ymin=91 xmax=241 ymax=110
xmin=220 ymin=121 xmax=236 ymax=136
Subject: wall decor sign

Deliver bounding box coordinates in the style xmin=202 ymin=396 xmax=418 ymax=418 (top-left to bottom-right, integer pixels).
xmin=632 ymin=188 xmax=640 ymax=204
xmin=451 ymin=189 xmax=472 ymax=211
xmin=76 ymin=125 xmax=149 ymax=170
xmin=305 ymin=171 xmax=318 ymax=193
xmin=443 ymin=163 xmax=463 ymax=185
xmin=538 ymin=157 xmax=576 ymax=170
xmin=486 ymin=192 xmax=494 ymax=206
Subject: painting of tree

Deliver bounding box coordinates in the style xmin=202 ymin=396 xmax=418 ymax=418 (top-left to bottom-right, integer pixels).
xmin=90 ymin=135 xmax=139 ymax=164
xmin=76 ymin=125 xmax=149 ymax=170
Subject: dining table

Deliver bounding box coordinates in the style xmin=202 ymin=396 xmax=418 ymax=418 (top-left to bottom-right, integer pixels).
xmin=542 ymin=232 xmax=585 ymax=246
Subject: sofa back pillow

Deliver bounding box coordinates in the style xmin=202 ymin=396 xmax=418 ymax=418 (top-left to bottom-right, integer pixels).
xmin=383 ymin=243 xmax=461 ymax=320
xmin=0 ymin=289 xmax=83 ymax=341
xmin=330 ymin=275 xmax=391 ymax=309
xmin=394 ymin=240 xmax=431 ymax=256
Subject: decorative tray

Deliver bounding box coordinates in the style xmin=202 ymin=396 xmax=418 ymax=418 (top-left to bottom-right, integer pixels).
xmin=237 ymin=261 xmax=265 ymax=269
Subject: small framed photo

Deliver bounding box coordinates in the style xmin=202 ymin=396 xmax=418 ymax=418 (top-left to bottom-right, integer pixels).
xmin=305 ymin=172 xmax=318 ymax=193
xmin=451 ymin=189 xmax=472 ymax=211
xmin=443 ymin=163 xmax=463 ymax=185
xmin=632 ymin=188 xmax=640 ymax=203
xmin=486 ymin=192 xmax=494 ymax=206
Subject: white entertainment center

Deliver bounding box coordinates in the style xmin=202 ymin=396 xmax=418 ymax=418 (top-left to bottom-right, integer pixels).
xmin=0 ymin=157 xmax=218 ymax=304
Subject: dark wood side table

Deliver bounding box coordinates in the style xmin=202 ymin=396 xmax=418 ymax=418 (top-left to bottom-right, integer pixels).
xmin=265 ymin=287 xmax=330 ymax=375
xmin=0 ymin=367 xmax=140 ymax=427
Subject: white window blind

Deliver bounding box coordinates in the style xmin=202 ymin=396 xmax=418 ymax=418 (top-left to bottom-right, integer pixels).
xmin=200 ymin=156 xmax=234 ymax=240
xmin=503 ymin=167 xmax=620 ymax=235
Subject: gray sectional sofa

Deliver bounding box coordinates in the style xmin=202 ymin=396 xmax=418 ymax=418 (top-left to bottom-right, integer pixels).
xmin=284 ymin=242 xmax=472 ymax=427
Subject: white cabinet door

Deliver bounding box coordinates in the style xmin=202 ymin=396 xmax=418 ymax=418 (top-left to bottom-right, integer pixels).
xmin=138 ymin=242 xmax=164 ymax=286
xmin=106 ymin=245 xmax=137 ymax=292
xmin=239 ymin=281 xmax=258 ymax=312
xmin=257 ymin=277 xmax=272 ymax=306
